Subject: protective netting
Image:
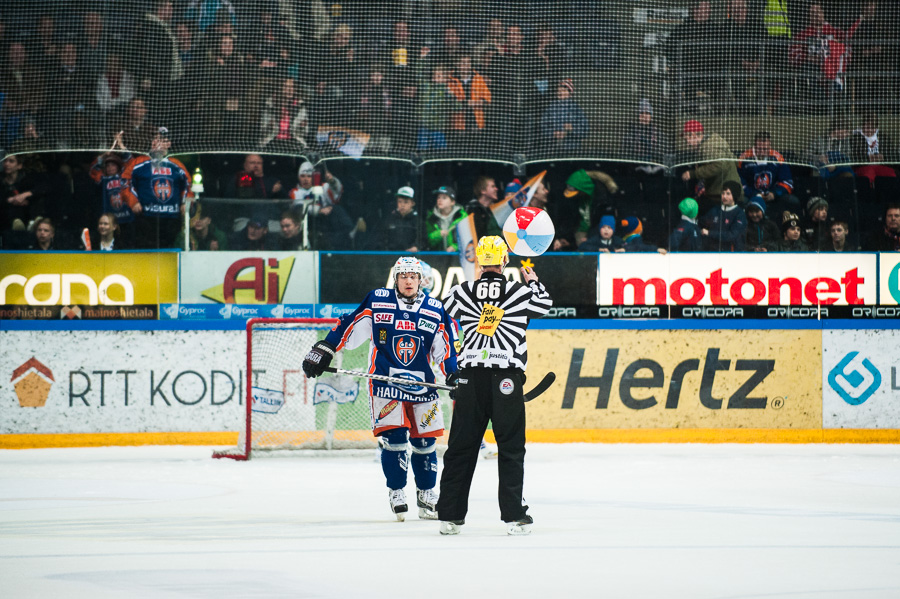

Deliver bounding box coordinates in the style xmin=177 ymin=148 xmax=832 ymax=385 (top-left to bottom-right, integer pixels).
xmin=2 ymin=1 xmax=898 ymax=168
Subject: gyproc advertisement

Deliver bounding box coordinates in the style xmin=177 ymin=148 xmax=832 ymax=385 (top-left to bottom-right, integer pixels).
xmin=524 ymin=330 xmax=822 ymax=430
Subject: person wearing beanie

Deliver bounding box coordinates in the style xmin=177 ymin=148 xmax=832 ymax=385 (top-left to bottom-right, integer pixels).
xmin=620 ymin=216 xmax=667 ymax=253
xmin=738 ymin=132 xmax=801 ymax=219
xmin=745 ymin=196 xmax=780 ymax=252
xmin=700 ymin=181 xmax=747 ymax=251
xmin=669 ymin=197 xmax=702 ymax=252
xmin=540 ymin=77 xmax=589 ymax=151
xmin=578 ymin=214 xmax=625 ymax=253
xmin=622 ymin=97 xmax=670 ymax=174
xmin=379 ymin=186 xmax=421 ymax=252
xmin=426 ymin=186 xmax=468 ymax=252
xmin=563 ymin=168 xmax=619 ymax=245
xmin=803 ymin=196 xmax=830 ymax=251
xmin=777 ymin=212 xmax=810 ymax=252
xmin=680 ymin=119 xmax=743 ymax=214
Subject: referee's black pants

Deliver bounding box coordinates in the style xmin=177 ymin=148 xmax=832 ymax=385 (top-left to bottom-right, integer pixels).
xmin=437 ymin=367 xmax=527 ymax=523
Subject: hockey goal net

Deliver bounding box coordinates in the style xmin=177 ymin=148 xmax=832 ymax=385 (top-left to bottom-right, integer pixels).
xmin=214 ymin=318 xmax=379 ymax=460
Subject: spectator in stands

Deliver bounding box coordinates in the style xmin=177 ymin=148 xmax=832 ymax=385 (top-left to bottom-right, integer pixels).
xmin=426 ymin=186 xmax=466 ymax=252
xmin=701 ymin=181 xmax=747 ymax=252
xmin=121 ymin=127 xmax=193 ymax=248
xmin=465 ymin=175 xmax=502 ymax=239
xmin=226 ymin=154 xmax=285 ymax=201
xmin=681 ymin=119 xmax=743 ymax=214
xmin=175 ymin=203 xmax=227 ymax=251
xmin=29 ymin=217 xmax=58 ymax=250
xmin=777 ymin=212 xmax=809 ymax=252
xmin=807 ymin=115 xmax=854 ymax=180
xmin=288 ymin=162 xmax=357 ymax=250
xmin=667 ymin=1 xmax=716 ymax=106
xmin=80 ymin=11 xmax=106 ymax=82
xmin=184 ymin=0 xmax=236 ymax=35
xmin=47 ymin=42 xmax=92 ymax=148
xmin=31 ymin=14 xmax=58 ymax=72
xmin=565 ymin=168 xmax=619 ymax=246
xmin=96 ymin=54 xmax=135 ymax=121
xmin=851 ymin=112 xmax=897 ymax=188
xmin=864 ymin=203 xmax=900 ymax=252
xmin=825 ymin=220 xmax=856 ymax=252
xmin=447 ymin=55 xmax=491 ymax=149
xmin=274 ymin=210 xmax=304 ymax=251
xmin=116 ymin=97 xmax=155 ymax=154
xmin=578 ymin=215 xmax=625 ymax=253
xmin=315 ymin=23 xmax=360 ymax=128
xmin=379 ymin=186 xmax=420 ymax=252
xmin=176 ymin=22 xmax=196 ymax=67
xmin=84 ymin=213 xmax=128 ymax=251
xmin=620 ymin=217 xmax=667 ymax=254
xmin=89 ymin=148 xmax=135 ymax=239
xmin=803 ymin=196 xmax=831 ymax=251
xmin=426 ymin=26 xmax=464 ymax=73
xmin=738 ymin=131 xmax=800 ymax=218
xmin=416 ymin=63 xmax=452 ymax=151
xmin=1 ymin=42 xmax=45 ymax=141
xmin=1 ymin=154 xmax=44 ymax=232
xmin=621 ymin=98 xmax=669 ymax=173
xmin=359 ymin=64 xmax=393 ymax=154
xmin=259 ymin=76 xmax=308 ymax=153
xmin=492 ymin=24 xmax=528 ymax=148
xmin=202 ymin=34 xmax=245 ymax=147
xmin=133 ymin=1 xmax=183 ymax=125
xmin=790 ymin=3 xmax=864 ymax=95
xmin=745 ymin=197 xmax=779 ymax=252
xmin=720 ymin=0 xmax=765 ymax=109
xmin=540 ymin=79 xmax=588 ymax=152
xmin=524 ymin=24 xmax=563 ymax=146
xmin=385 ymin=20 xmax=419 ymax=149
xmin=245 ymin=4 xmax=290 ymax=71
xmin=669 ymin=198 xmax=703 ymax=252
xmin=230 ymin=211 xmax=274 ymax=251
xmin=853 ymin=2 xmax=888 ymax=108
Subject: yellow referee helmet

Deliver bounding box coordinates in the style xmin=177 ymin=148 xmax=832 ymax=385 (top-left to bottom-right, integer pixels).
xmin=475 ymin=236 xmax=509 ymax=266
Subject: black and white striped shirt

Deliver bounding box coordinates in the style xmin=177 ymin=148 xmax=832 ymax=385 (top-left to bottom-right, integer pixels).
xmin=443 ymin=271 xmax=553 ymax=371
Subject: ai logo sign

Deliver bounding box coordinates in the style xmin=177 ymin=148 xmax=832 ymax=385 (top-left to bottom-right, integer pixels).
xmin=828 ymin=351 xmax=881 ymax=405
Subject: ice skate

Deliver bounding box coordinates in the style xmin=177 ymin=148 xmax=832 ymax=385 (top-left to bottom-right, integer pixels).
xmin=506 ymin=514 xmax=533 ymax=536
xmin=439 ymin=519 xmax=465 ymax=535
xmin=480 ymin=439 xmax=498 ymax=460
xmin=388 ymin=488 xmax=408 ymax=521
xmin=416 ymin=488 xmax=439 ymax=520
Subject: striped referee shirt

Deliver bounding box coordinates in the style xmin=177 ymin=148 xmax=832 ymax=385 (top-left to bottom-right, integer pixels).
xmin=443 ymin=271 xmax=553 ymax=371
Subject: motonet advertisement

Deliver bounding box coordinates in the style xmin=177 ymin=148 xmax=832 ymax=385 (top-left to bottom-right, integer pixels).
xmin=598 ymin=254 xmax=876 ymax=306
xmin=524 ymin=330 xmax=821 ymax=429
xmin=0 ymin=253 xmax=177 ymax=310
xmin=179 ymin=252 xmax=318 ymax=304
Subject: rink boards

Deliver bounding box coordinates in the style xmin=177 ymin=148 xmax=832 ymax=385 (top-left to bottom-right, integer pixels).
xmin=1 ymin=321 xmax=899 ymax=447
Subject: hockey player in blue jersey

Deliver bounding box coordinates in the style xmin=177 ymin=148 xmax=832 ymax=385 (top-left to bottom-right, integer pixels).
xmin=302 ymin=257 xmax=459 ymax=521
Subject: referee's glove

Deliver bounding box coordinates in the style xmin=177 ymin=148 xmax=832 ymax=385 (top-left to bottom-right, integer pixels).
xmin=302 ymin=340 xmax=336 ymax=378
xmin=446 ymin=371 xmax=459 ymax=400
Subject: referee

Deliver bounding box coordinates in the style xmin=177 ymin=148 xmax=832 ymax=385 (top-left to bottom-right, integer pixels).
xmin=437 ymin=236 xmax=552 ymax=536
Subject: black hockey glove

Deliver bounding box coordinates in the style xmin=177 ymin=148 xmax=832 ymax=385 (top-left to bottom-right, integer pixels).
xmin=446 ymin=372 xmax=459 ymax=400
xmin=302 ymin=340 xmax=336 ymax=378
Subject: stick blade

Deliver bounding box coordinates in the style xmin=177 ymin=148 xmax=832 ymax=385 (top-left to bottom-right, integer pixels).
xmin=524 ymin=372 xmax=556 ymax=402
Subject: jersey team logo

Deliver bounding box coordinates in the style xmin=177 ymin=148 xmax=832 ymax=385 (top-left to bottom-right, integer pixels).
xmin=393 ymin=335 xmax=420 ymax=366
xmin=753 ymin=172 xmax=771 ymax=191
xmin=152 ymin=178 xmax=173 ymax=202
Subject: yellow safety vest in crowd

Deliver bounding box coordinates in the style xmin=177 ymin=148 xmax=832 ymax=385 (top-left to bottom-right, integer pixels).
xmin=764 ymin=0 xmax=791 ymax=37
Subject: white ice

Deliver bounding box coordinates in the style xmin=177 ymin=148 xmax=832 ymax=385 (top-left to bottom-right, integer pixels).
xmin=2 ymin=443 xmax=900 ymax=599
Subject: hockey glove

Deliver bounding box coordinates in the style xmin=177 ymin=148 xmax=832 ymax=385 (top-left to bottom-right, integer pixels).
xmin=446 ymin=372 xmax=459 ymax=400
xmin=302 ymin=340 xmax=336 ymax=378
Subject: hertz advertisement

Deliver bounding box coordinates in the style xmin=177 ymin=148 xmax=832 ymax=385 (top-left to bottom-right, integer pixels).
xmin=0 ymin=253 xmax=177 ymax=319
xmin=524 ymin=330 xmax=822 ymax=431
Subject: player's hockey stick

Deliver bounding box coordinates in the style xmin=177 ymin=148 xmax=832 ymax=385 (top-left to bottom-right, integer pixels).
xmin=524 ymin=372 xmax=556 ymax=402
xmin=322 ymin=367 xmax=455 ymax=391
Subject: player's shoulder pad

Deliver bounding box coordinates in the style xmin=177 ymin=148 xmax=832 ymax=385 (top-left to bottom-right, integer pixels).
xmin=368 ymin=287 xmax=397 ymax=308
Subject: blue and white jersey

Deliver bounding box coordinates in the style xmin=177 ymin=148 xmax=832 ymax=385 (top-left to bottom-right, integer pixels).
xmin=324 ymin=288 xmax=458 ymax=403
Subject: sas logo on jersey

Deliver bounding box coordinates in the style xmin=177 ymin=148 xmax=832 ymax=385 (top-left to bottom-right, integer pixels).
xmin=418 ymin=318 xmax=436 ymax=333
xmin=394 ymin=335 xmax=420 ymax=366
xmin=476 ymin=303 xmax=505 ymax=337
xmin=152 ymin=178 xmax=173 ymax=202
xmin=372 ymin=302 xmax=395 ymax=309
xmin=374 ymin=289 xmax=390 ymax=297
xmin=499 ymin=378 xmax=515 ymax=395
xmin=420 ymin=402 xmax=439 ymax=427
xmin=396 ymin=320 xmax=416 ymax=331
xmin=374 ymin=312 xmax=394 ymax=324
xmin=378 ymin=400 xmax=399 ymax=421
xmin=420 ymin=308 xmax=440 ymax=320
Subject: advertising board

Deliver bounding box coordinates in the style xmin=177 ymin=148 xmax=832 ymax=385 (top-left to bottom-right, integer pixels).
xmin=179 ymin=252 xmax=318 ymax=304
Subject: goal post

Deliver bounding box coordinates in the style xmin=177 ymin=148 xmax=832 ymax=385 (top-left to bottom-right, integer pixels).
xmin=213 ymin=318 xmax=379 ymax=460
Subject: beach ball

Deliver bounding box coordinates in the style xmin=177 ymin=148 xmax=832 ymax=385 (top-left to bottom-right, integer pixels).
xmin=502 ymin=206 xmax=555 ymax=256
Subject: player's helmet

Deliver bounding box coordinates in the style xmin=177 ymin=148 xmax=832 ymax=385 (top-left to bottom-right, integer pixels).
xmin=394 ymin=256 xmax=423 ymax=281
xmin=475 ymin=236 xmax=509 ymax=266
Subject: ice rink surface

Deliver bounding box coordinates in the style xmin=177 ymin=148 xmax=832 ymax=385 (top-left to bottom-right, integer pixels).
xmin=2 ymin=443 xmax=900 ymax=599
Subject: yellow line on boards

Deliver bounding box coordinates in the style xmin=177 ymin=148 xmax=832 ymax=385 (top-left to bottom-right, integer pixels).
xmin=0 ymin=432 xmax=239 ymax=449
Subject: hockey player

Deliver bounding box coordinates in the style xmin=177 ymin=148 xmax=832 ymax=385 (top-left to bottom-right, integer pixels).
xmin=437 ymin=236 xmax=552 ymax=536
xmin=302 ymin=257 xmax=458 ymax=521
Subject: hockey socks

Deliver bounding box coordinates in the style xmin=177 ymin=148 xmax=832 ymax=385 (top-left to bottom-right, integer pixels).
xmin=410 ymin=437 xmax=437 ymax=491
xmin=379 ymin=428 xmax=409 ymax=491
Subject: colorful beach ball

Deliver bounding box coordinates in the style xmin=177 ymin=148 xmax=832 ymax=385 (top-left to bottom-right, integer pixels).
xmin=502 ymin=207 xmax=555 ymax=257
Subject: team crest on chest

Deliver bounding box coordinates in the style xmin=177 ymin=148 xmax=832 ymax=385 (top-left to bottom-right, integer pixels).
xmin=152 ymin=177 xmax=173 ymax=202
xmin=393 ymin=335 xmax=420 ymax=366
